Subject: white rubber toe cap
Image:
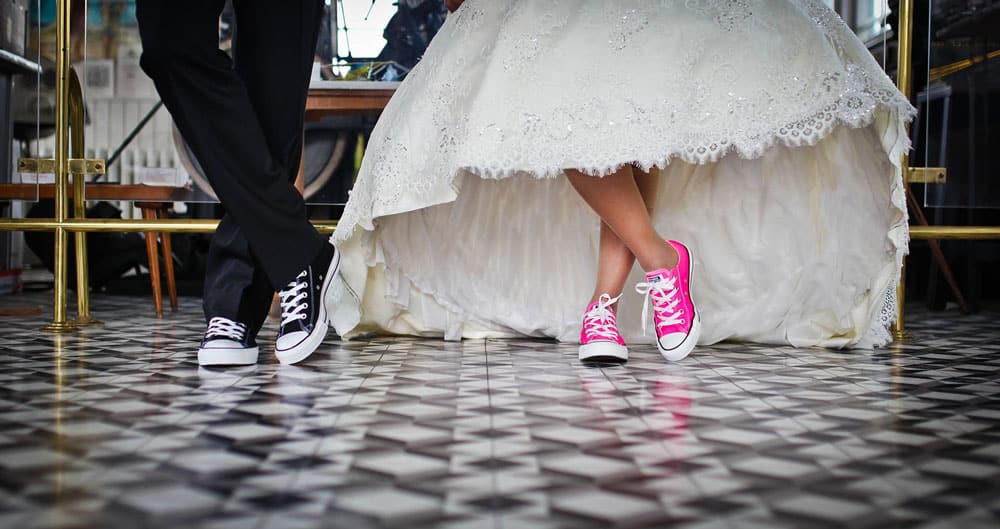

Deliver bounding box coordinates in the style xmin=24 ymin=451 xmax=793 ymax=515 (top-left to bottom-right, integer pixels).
xmin=198 ymin=340 xmax=259 ymax=366
xmin=656 ymin=316 xmax=702 ymax=362
xmin=275 ymin=331 xmax=307 ymax=352
xmin=275 ymin=324 xmax=330 ymax=365
xmin=579 ymin=340 xmax=628 ymax=362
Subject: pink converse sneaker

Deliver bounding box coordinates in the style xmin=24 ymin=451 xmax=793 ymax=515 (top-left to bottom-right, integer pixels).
xmin=635 ymin=240 xmax=701 ymax=362
xmin=579 ymin=293 xmax=628 ymax=362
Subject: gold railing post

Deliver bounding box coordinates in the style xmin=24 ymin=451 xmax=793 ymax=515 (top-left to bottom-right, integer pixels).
xmin=42 ymin=0 xmax=75 ymax=332
xmin=69 ymin=67 xmax=100 ymax=326
xmin=893 ymin=0 xmax=914 ymax=341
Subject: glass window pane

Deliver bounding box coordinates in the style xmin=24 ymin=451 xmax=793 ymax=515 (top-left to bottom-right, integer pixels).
xmin=917 ymin=0 xmax=1000 ymax=208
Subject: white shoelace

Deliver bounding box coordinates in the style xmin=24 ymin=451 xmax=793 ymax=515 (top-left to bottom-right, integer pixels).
xmin=279 ymin=271 xmax=309 ymax=327
xmin=583 ymin=293 xmax=622 ymax=341
xmin=205 ymin=317 xmax=247 ymax=341
xmin=635 ymin=277 xmax=683 ymax=335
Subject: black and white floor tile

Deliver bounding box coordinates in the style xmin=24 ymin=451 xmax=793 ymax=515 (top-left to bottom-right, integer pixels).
xmin=0 ymin=292 xmax=998 ymax=528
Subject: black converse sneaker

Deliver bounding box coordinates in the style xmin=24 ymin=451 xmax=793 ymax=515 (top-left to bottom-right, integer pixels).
xmin=198 ymin=316 xmax=259 ymax=366
xmin=274 ymin=242 xmax=341 ymax=365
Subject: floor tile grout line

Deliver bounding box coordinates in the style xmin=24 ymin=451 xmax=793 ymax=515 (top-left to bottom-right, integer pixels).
xmin=692 ymin=351 xmax=836 ymax=447
xmin=100 ymin=335 xmax=253 ymax=464
xmin=595 ymin=363 xmax=716 ymax=506
xmin=690 ymin=348 xmax=901 ymax=471
xmin=294 ymin=340 xmax=392 ymax=498
xmin=484 ymin=338 xmax=503 ymax=529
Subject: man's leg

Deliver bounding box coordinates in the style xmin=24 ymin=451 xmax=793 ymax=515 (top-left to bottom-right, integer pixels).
xmin=202 ymin=0 xmax=326 ymax=339
xmin=202 ymin=218 xmax=271 ymax=340
xmin=136 ymin=0 xmax=326 ymax=296
xmin=137 ymin=0 xmax=335 ymax=365
xmin=224 ymin=0 xmax=340 ymax=365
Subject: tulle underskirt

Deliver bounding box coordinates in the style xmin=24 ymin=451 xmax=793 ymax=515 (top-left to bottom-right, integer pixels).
xmin=330 ymin=123 xmax=905 ymax=348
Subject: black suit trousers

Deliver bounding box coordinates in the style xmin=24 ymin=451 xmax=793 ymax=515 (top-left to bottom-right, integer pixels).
xmin=136 ymin=0 xmax=326 ymax=337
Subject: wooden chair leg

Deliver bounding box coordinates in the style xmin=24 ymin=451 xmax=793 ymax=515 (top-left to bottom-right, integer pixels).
xmin=905 ymin=187 xmax=970 ymax=314
xmin=140 ymin=207 xmax=163 ymax=317
xmin=158 ymin=208 xmax=178 ymax=312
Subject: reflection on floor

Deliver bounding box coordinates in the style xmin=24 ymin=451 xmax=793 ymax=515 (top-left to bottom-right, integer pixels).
xmin=0 ymin=292 xmax=998 ymax=529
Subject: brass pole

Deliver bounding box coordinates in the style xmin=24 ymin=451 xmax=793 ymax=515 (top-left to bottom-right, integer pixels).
xmin=69 ymin=67 xmax=100 ymax=326
xmin=43 ymin=0 xmax=75 ymax=332
xmin=909 ymin=226 xmax=1000 ymax=239
xmin=0 ymin=218 xmax=339 ymax=233
xmin=893 ymin=0 xmax=914 ymax=341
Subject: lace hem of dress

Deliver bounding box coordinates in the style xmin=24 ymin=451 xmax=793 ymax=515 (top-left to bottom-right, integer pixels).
xmin=334 ymin=99 xmax=913 ymax=238
xmin=858 ymin=104 xmax=911 ymax=348
xmin=457 ymin=98 xmax=916 ymax=180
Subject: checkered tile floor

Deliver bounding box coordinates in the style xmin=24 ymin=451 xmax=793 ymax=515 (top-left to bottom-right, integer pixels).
xmin=0 ymin=292 xmax=998 ymax=529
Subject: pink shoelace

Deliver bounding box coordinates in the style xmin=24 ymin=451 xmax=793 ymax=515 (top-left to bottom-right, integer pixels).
xmin=635 ymin=274 xmax=686 ymax=337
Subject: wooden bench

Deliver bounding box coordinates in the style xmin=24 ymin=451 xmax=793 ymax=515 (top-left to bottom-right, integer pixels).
xmin=0 ymin=183 xmax=192 ymax=316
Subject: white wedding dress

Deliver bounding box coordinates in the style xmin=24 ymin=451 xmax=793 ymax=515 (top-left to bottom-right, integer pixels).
xmin=328 ymin=0 xmax=915 ymax=349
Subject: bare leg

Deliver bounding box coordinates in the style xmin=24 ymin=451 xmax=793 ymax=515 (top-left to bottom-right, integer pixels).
xmin=568 ymin=164 xmax=677 ymax=284
xmin=590 ymin=166 xmax=664 ymax=303
xmin=591 ymin=222 xmax=632 ymax=302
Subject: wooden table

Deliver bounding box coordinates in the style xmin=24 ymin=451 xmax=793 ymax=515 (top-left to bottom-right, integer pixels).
xmin=0 ymin=183 xmax=193 ymax=202
xmin=0 ymin=183 xmax=190 ymax=315
xmin=293 ymin=81 xmax=398 ymax=196
xmin=304 ymin=80 xmax=399 ymax=120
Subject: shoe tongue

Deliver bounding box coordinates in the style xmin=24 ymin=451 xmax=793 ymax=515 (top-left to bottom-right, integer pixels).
xmin=646 ymin=270 xmax=669 ymax=283
xmin=587 ymin=299 xmax=617 ymax=313
xmin=206 ymin=335 xmax=240 ymax=344
xmin=206 ymin=331 xmax=243 ymax=344
xmin=281 ymin=317 xmax=307 ymax=334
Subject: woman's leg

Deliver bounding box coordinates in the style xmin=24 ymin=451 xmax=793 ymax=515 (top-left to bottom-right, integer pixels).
xmin=567 ymin=165 xmax=677 ymax=282
xmin=588 ymin=166 xmax=664 ymax=303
